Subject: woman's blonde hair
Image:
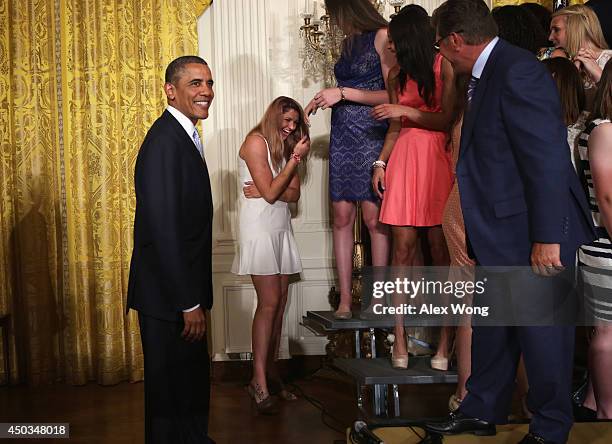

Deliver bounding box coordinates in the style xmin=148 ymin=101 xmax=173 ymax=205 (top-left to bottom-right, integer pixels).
xmin=552 ymin=4 xmax=608 ymax=58
xmin=247 ymin=97 xmax=309 ymax=172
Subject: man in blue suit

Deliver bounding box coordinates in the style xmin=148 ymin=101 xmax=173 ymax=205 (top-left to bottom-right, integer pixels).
xmin=425 ymin=1 xmax=595 ymax=443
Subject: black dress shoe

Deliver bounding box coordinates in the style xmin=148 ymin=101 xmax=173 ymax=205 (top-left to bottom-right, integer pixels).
xmin=573 ymin=402 xmax=597 ymax=422
xmin=424 ymin=411 xmax=496 ymax=436
xmin=517 ymin=433 xmax=555 ymax=444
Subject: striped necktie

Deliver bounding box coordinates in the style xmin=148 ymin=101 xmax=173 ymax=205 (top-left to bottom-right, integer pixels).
xmin=192 ymin=129 xmax=203 ymax=158
xmin=467 ymin=75 xmax=479 ymax=105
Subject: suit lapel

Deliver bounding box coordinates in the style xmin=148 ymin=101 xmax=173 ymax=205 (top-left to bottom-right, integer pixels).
xmin=161 ymin=111 xmax=213 ymax=215
xmin=459 ymin=39 xmax=505 ymax=160
xmin=161 ymin=110 xmax=208 ymax=168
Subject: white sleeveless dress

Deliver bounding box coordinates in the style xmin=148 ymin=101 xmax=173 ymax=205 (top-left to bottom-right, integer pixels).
xmin=231 ymin=136 xmax=302 ymax=275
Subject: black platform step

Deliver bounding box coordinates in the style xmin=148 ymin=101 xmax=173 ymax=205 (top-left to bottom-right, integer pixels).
xmin=334 ymin=356 xmax=458 ymax=385
xmin=302 ymin=310 xmax=390 ymax=332
xmin=303 ymin=310 xmax=440 ymax=332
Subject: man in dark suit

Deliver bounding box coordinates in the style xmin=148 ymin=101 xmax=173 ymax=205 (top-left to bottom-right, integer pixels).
xmin=127 ymin=55 xmax=214 ymax=444
xmin=586 ymin=0 xmax=612 ymax=48
xmin=425 ymin=2 xmax=595 ymax=443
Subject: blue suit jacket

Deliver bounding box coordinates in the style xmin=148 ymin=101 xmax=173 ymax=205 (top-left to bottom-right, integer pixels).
xmin=457 ymin=39 xmax=595 ymax=266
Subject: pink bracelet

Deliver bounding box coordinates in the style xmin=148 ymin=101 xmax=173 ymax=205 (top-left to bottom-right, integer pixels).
xmin=291 ymin=152 xmax=301 ymax=164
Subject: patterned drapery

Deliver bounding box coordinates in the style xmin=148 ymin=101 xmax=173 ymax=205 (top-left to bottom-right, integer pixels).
xmin=0 ymin=0 xmax=212 ymax=386
xmin=492 ymin=0 xmax=585 ymax=10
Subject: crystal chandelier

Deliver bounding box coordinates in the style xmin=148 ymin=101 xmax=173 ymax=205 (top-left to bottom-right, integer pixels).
xmin=299 ymin=0 xmax=405 ymax=87
xmin=299 ymin=2 xmax=343 ymax=87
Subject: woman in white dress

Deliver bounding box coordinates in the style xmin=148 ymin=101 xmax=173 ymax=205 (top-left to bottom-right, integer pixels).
xmin=232 ymin=96 xmax=310 ymax=414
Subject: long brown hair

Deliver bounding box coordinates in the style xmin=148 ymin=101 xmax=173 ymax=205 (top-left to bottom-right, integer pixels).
xmin=542 ymin=57 xmax=585 ymax=126
xmin=590 ymin=61 xmax=612 ymax=122
xmin=247 ymin=97 xmax=309 ymax=172
xmin=324 ymin=0 xmax=387 ymax=35
xmin=390 ymin=5 xmax=436 ymax=105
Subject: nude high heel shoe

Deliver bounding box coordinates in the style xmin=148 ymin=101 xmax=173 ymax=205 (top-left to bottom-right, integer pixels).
xmin=390 ymin=336 xmax=408 ymax=369
xmin=430 ymin=355 xmax=449 ymax=371
xmin=392 ymin=351 xmax=409 ymax=369
xmin=448 ymin=394 xmax=462 ymax=412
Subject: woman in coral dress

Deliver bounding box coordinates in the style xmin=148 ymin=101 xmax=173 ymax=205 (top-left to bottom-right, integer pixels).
xmin=371 ymin=5 xmax=454 ymax=368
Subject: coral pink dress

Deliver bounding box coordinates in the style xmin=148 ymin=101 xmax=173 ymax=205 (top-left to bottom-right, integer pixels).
xmin=379 ymin=54 xmax=453 ymax=227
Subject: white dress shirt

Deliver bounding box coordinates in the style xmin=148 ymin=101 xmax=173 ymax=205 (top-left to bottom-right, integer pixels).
xmin=166 ymin=105 xmax=201 ymax=313
xmin=472 ymin=36 xmax=499 ymax=80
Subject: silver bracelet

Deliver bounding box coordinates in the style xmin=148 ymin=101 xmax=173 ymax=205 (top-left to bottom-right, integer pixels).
xmin=372 ymin=160 xmax=386 ymax=170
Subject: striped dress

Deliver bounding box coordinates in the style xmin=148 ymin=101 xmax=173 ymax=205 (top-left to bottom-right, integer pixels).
xmin=577 ymin=118 xmax=612 ymax=322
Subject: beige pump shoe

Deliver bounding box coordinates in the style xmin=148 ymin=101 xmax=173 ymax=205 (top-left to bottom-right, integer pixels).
xmin=430 ymin=355 xmax=449 ymax=371
xmin=391 ymin=345 xmax=408 ymax=369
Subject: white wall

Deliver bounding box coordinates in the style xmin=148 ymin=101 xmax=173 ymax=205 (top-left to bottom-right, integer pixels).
xmin=197 ymin=0 xmax=481 ymax=361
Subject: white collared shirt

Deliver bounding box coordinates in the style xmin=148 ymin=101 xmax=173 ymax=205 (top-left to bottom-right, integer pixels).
xmin=472 ymin=36 xmax=500 ymax=80
xmin=165 ymin=105 xmax=201 ymax=314
xmin=166 ymin=105 xmax=201 ymax=153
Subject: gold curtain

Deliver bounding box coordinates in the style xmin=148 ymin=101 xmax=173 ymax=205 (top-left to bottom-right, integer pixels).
xmin=0 ymin=0 xmax=212 ymax=386
xmin=492 ymin=0 xmax=585 ymax=9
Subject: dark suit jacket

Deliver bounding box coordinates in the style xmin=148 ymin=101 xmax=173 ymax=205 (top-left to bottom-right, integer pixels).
xmin=127 ymin=110 xmax=214 ymax=321
xmin=457 ymin=39 xmax=595 ymax=266
xmin=587 ymin=0 xmax=612 ymax=50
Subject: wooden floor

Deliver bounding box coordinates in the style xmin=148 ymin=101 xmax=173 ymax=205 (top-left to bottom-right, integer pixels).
xmin=4 ymin=358 xmax=605 ymax=444
xmin=373 ymin=423 xmax=612 ymax=444
xmin=0 ymin=361 xmax=457 ymax=444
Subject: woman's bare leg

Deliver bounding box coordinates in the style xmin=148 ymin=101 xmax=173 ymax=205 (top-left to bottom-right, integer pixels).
xmin=590 ymin=325 xmax=612 ymax=419
xmin=332 ymin=201 xmax=357 ymax=314
xmin=266 ymin=275 xmax=290 ymax=381
xmin=428 ymin=226 xmax=452 ymax=363
xmin=361 ymin=200 xmax=390 ymax=267
xmin=250 ymin=274 xmax=282 ymax=395
xmin=391 ymin=226 xmax=420 ymax=355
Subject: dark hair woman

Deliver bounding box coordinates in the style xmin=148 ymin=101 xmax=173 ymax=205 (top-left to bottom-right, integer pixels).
xmin=520 ymin=2 xmax=552 ymax=42
xmin=370 ymin=4 xmax=455 ymax=370
xmin=492 ymin=5 xmax=549 ymax=55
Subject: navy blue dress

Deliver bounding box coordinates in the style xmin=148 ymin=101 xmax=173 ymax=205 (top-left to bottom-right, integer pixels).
xmin=330 ymin=31 xmax=388 ymax=202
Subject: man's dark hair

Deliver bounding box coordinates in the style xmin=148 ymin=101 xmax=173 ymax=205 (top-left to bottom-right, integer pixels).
xmin=165 ymin=56 xmax=208 ymax=84
xmin=432 ymin=0 xmax=498 ymax=45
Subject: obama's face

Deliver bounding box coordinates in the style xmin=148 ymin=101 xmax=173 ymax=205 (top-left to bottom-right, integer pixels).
xmin=164 ymin=63 xmax=214 ymax=124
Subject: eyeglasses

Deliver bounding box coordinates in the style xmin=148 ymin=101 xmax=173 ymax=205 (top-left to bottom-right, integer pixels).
xmin=434 ymin=29 xmax=464 ymax=51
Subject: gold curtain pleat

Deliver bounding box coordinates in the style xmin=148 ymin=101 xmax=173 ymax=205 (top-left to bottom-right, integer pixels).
xmin=0 ymin=0 xmax=212 ymax=386
xmin=492 ymin=0 xmax=585 ymax=9
xmin=0 ymin=0 xmax=64 ymax=387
